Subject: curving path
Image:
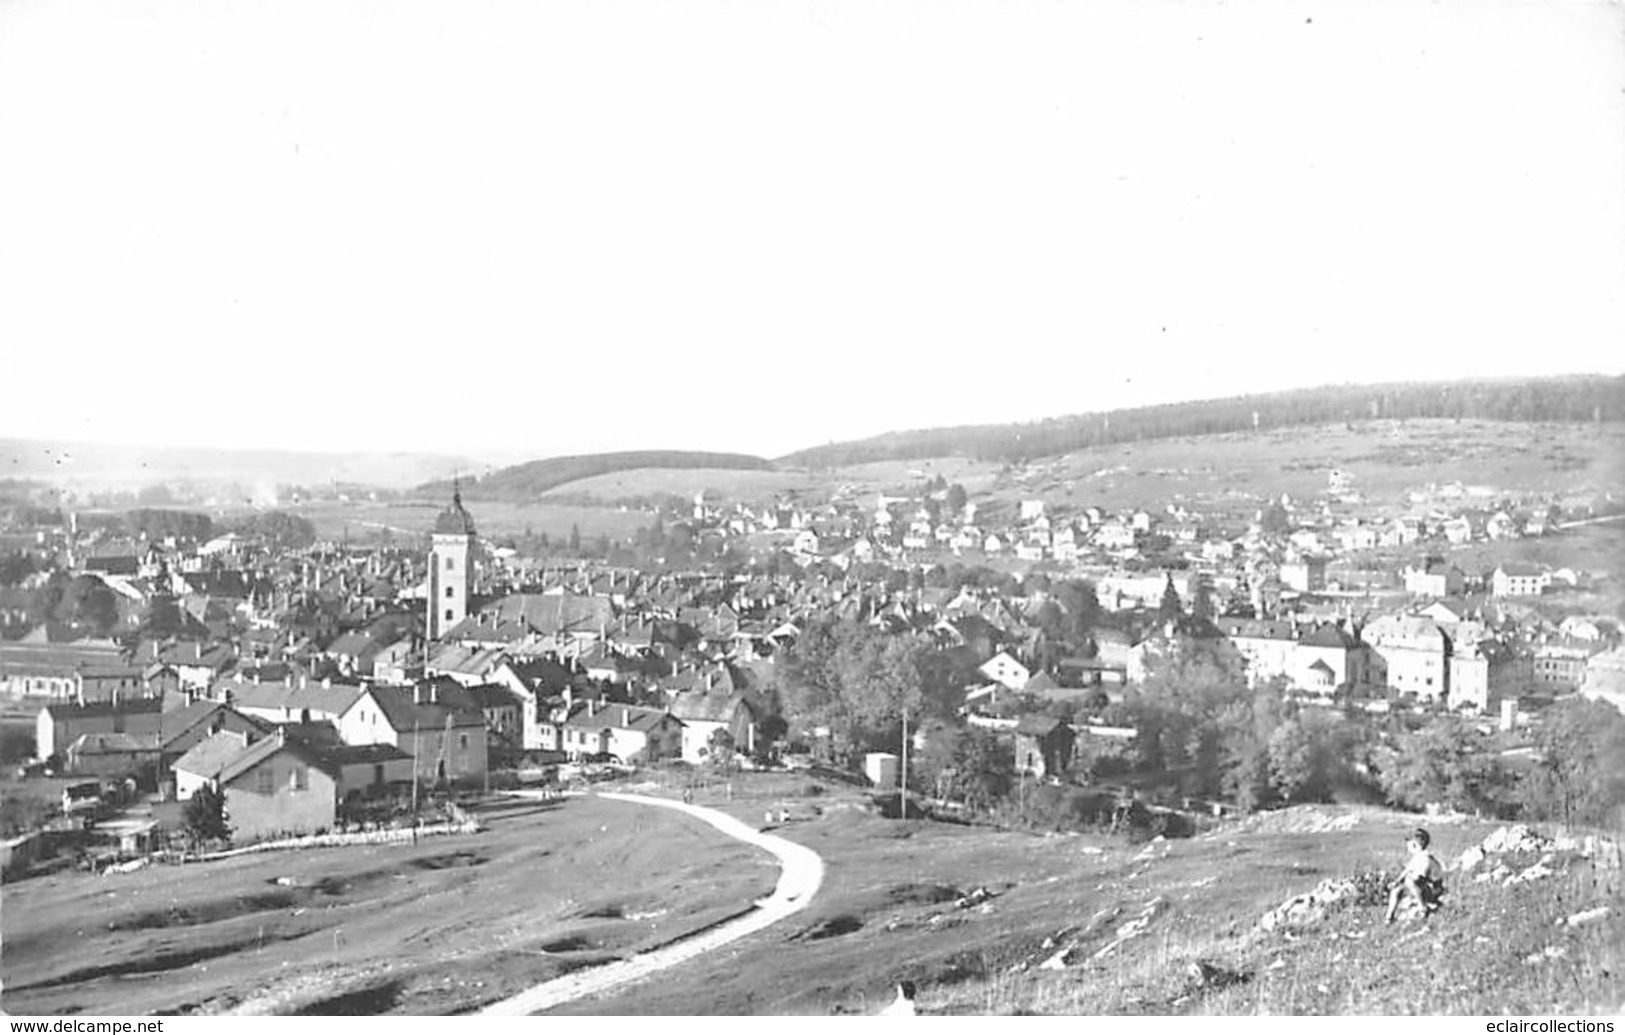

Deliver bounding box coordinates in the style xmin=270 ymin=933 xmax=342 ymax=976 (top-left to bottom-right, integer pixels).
xmin=479 ymin=791 xmax=825 ymax=1015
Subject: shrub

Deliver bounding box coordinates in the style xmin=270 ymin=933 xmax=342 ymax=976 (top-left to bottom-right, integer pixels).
xmin=1348 ymin=868 xmax=1393 ymax=908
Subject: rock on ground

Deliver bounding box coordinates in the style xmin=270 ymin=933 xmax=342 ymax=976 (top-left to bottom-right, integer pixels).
xmin=1255 ymin=878 xmax=1359 ymax=934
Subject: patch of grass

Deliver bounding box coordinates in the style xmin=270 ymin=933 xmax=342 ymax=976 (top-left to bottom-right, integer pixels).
xmin=0 ymin=794 xmax=769 ymax=1016
xmin=1 ymin=717 xmax=38 ymax=766
xmin=0 ymin=775 xmax=76 ymax=838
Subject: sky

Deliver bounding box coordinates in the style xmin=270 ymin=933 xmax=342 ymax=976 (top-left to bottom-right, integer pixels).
xmin=1 ymin=0 xmax=1621 ymax=465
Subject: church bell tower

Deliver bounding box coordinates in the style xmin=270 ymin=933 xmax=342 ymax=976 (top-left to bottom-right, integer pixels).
xmin=428 ymin=480 xmax=476 ymax=641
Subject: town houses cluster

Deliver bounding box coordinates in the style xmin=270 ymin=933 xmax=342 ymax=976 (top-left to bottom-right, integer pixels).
xmin=1 ymin=465 xmax=1621 ymax=848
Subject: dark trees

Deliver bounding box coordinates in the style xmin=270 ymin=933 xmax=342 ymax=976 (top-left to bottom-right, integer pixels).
xmin=1519 ymin=697 xmax=1625 ymax=828
xmin=182 ymin=783 xmax=231 ymax=846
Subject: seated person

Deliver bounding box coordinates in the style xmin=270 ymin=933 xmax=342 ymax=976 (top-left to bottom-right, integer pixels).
xmin=1386 ymin=827 xmax=1445 ymax=923
xmin=878 ymin=980 xmax=918 ymax=1016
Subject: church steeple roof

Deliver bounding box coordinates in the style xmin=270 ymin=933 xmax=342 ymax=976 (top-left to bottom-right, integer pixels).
xmin=433 ymin=479 xmax=477 ymax=536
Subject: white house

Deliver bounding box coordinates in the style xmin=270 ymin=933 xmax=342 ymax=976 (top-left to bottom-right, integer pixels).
xmin=978 ymin=651 xmax=1031 ymax=692
xmin=1492 ymin=564 xmax=1550 ymax=598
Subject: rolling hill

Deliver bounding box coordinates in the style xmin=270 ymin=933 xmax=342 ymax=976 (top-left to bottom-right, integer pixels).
xmin=775 ymin=375 xmax=1625 ymax=469
xmin=418 ymin=451 xmax=774 ymax=502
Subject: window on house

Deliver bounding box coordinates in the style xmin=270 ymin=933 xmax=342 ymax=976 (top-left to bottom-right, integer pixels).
xmin=446 ymin=556 xmax=455 ymax=570
xmin=459 ymin=733 xmax=468 ymax=752
xmin=446 ymin=586 xmax=454 ymax=598
xmin=291 ymin=766 xmax=308 ymax=791
xmin=256 ymin=768 xmax=273 ymax=794
xmin=445 ymin=609 xmax=454 ymax=621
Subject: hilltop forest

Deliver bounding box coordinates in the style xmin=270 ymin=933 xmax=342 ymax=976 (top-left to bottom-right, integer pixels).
xmin=778 ymin=375 xmax=1625 ymax=468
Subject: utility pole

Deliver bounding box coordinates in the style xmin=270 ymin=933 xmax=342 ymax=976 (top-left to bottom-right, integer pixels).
xmin=411 ymin=718 xmax=420 ymax=842
xmin=899 ymin=706 xmax=909 ymax=819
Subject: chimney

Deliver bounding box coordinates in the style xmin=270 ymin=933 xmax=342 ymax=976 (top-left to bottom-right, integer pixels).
xmin=587 ymin=698 xmax=596 ymax=718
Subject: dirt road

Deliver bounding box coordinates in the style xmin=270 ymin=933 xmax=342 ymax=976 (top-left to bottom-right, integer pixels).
xmin=478 ymin=791 xmax=825 ymax=1015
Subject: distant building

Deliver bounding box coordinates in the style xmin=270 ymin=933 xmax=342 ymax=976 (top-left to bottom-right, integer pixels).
xmin=1403 ymin=558 xmax=1465 ymax=598
xmin=1 ymin=637 xmax=126 ymax=702
xmin=1532 ymin=641 xmax=1594 ymax=691
xmin=36 ymin=698 xmax=164 ymax=761
xmin=1362 ymin=615 xmax=1450 ymax=701
xmin=1279 ymin=557 xmax=1327 ymax=594
xmin=669 ymin=685 xmax=760 ymax=764
xmin=1448 ymin=639 xmax=1525 ymax=713
xmin=1491 ymin=564 xmax=1550 ymax=598
xmin=1580 ymin=645 xmax=1625 ymax=715
xmin=978 ymin=651 xmax=1031 ymax=692
xmin=558 ymin=700 xmax=682 ymax=764
xmin=1013 ymin=714 xmax=1074 ymax=780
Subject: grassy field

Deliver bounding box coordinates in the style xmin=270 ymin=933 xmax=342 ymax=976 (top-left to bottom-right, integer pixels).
xmin=970 ymin=420 xmax=1623 ymax=517
xmin=539 ymin=780 xmax=1623 ymax=1016
xmin=0 ymin=794 xmax=772 ymax=1016
xmin=539 ymin=457 xmax=996 ymax=506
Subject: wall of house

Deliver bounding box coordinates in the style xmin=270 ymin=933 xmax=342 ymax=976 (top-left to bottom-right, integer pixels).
xmin=1371 ymin=644 xmax=1447 ymax=700
xmin=1291 ymin=644 xmax=1365 ymax=694
xmin=982 ymin=656 xmax=1030 ymax=690
xmin=5 ymin=674 xmax=77 ymax=700
xmin=225 ymin=759 xmax=338 ymax=841
xmin=680 ymin=720 xmax=724 ymax=764
xmin=617 ymin=722 xmax=683 ymax=764
xmin=485 ymin=704 xmax=521 ymax=746
xmin=1450 ymin=655 xmax=1490 ymax=711
xmin=528 ymin=719 xmax=562 ymax=753
xmin=174 ymin=767 xmax=211 ymax=801
xmin=36 ymin=710 xmax=54 ymax=759
xmin=604 ymin=727 xmax=650 ymax=762
xmin=404 ymin=726 xmax=488 ymax=781
xmin=39 ymin=714 xmax=124 ymax=758
xmin=77 ymin=673 xmax=154 ymax=705
xmin=515 ymin=689 xmax=549 ymax=750
xmin=1014 ymin=731 xmax=1073 ymax=778
xmin=335 ymin=758 xmax=416 ymax=798
xmin=1533 ymin=651 xmax=1588 ymax=689
xmin=1235 ymin=637 xmax=1296 ymax=687
xmin=336 ymin=698 xmax=396 ymax=747
xmin=67 ymin=748 xmax=153 ymax=778
xmin=1015 ymin=733 xmax=1045 ymax=777
xmin=561 ymin=725 xmax=609 ymax=758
